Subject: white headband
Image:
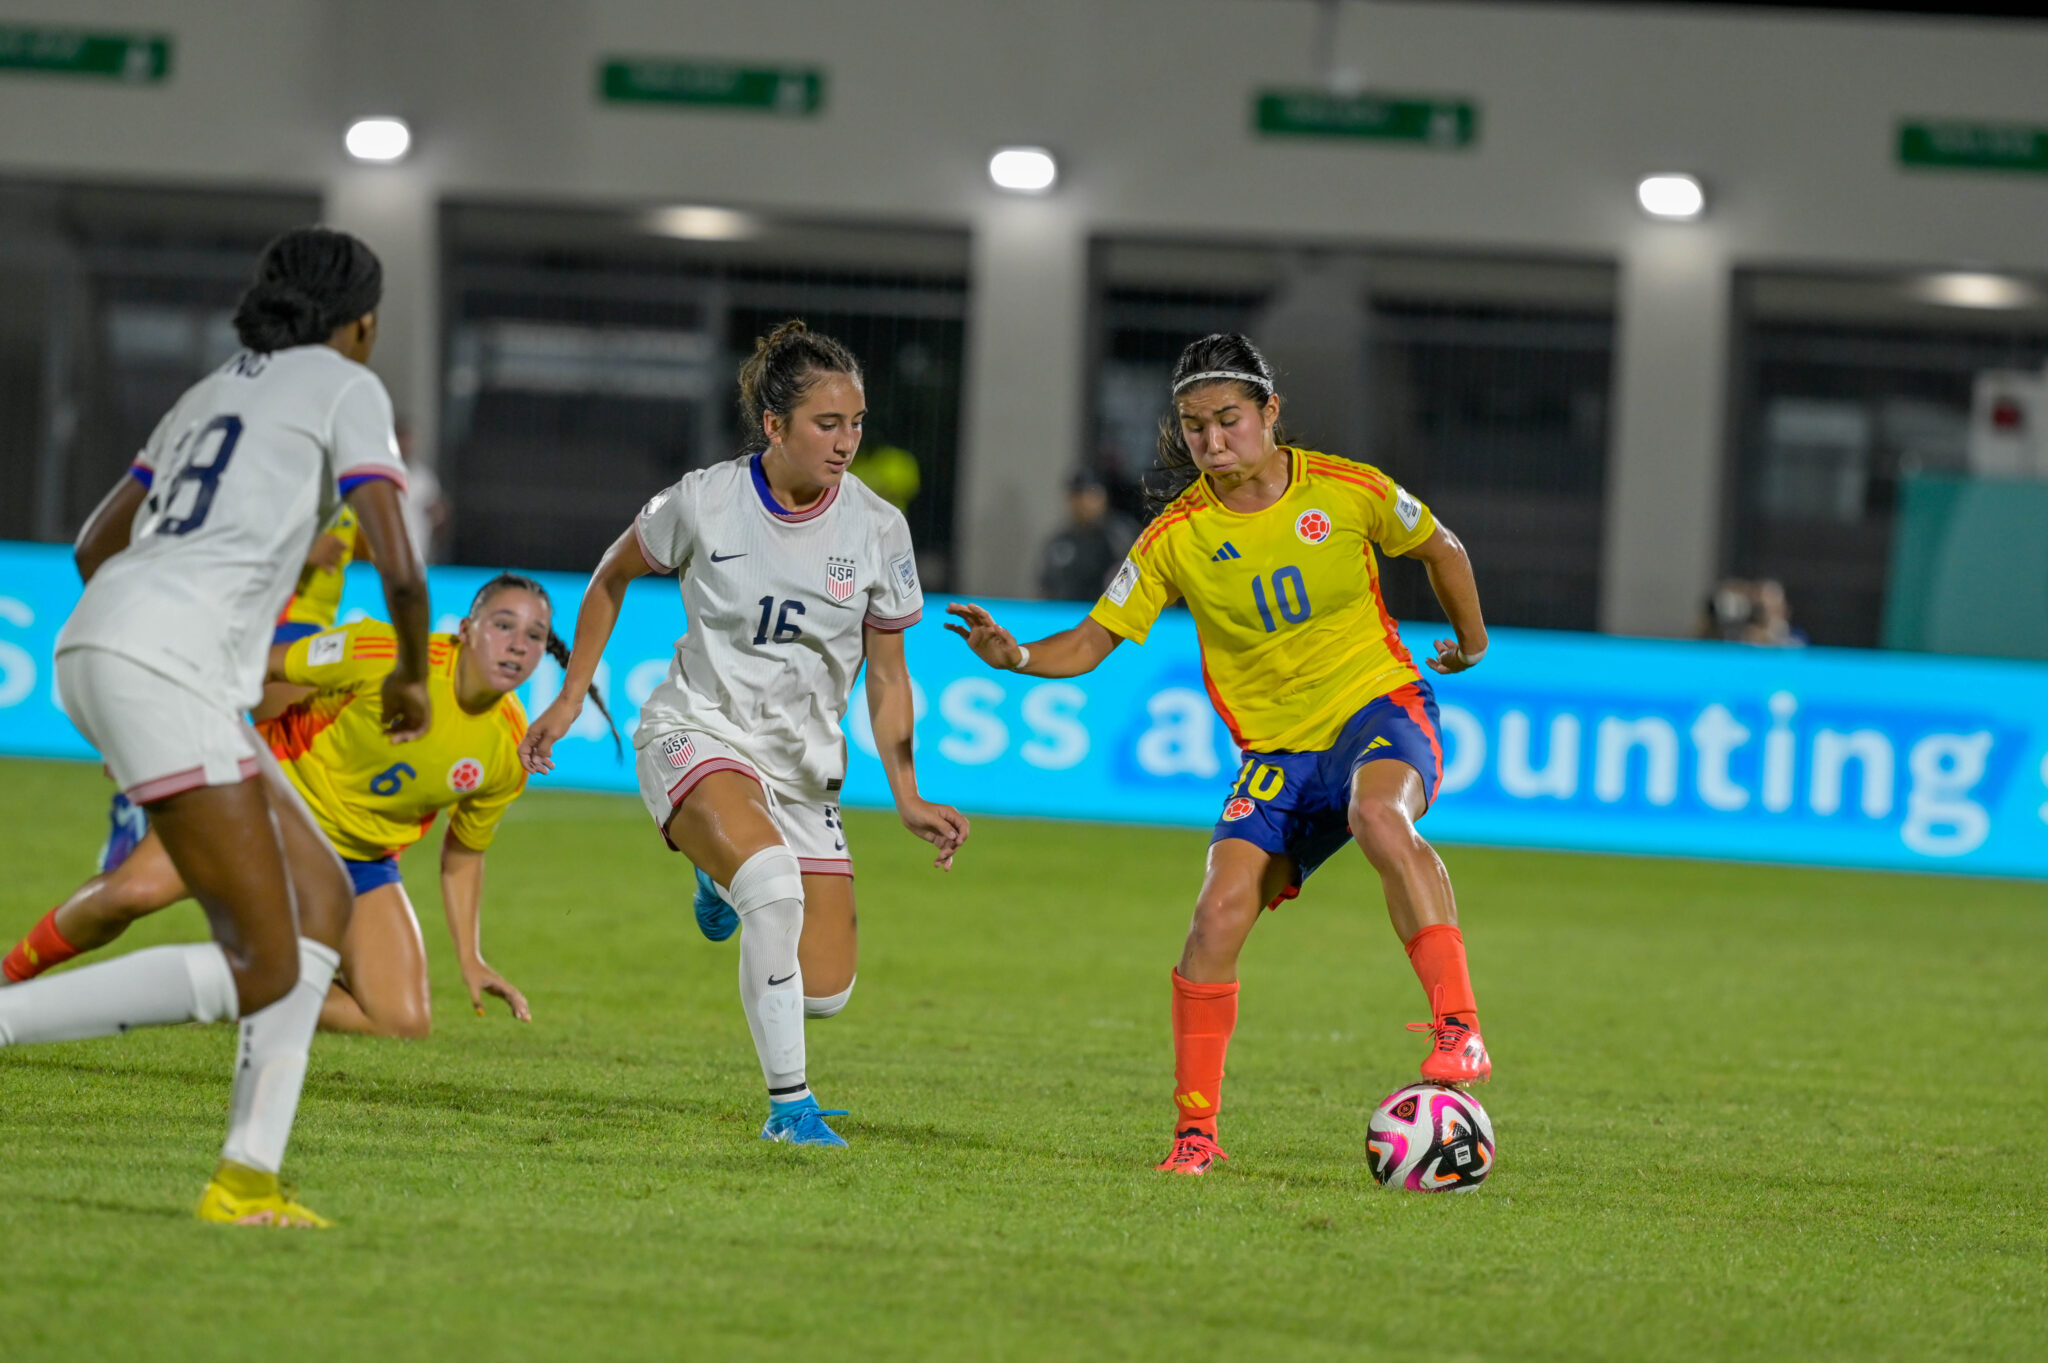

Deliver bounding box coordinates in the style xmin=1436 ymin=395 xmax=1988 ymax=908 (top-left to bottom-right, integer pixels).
xmin=1173 ymin=368 xmax=1269 ymax=394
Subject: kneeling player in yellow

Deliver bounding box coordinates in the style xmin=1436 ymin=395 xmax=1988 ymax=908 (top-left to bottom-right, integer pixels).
xmin=5 ymin=574 xmax=611 ymax=1037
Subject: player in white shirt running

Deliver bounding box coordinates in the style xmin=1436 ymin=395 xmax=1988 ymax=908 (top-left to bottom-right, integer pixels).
xmin=521 ymin=321 xmax=969 ymax=1147
xmin=0 ymin=228 xmax=432 ymax=1227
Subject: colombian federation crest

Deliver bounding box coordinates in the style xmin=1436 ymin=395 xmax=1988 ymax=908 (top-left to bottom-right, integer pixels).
xmin=447 ymin=758 xmax=484 ymax=793
xmin=1222 ymin=796 xmax=1256 ymax=822
xmin=826 ymin=555 xmax=857 ymax=603
xmin=1295 ymin=509 xmax=1332 ymax=545
xmin=662 ymin=732 xmax=697 ymax=770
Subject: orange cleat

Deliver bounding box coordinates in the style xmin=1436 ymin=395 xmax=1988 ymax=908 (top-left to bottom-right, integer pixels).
xmin=1155 ymin=1128 xmax=1229 ymax=1175
xmin=1410 ymin=1014 xmax=1491 ymax=1085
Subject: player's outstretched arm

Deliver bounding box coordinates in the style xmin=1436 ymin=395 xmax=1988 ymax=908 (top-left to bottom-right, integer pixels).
xmin=944 ymin=603 xmax=1121 ymax=678
xmin=440 ymin=838 xmax=529 ymax=1022
xmin=519 ymin=524 xmax=656 ymax=774
xmin=865 ymin=625 xmax=970 ymax=871
xmin=72 ymin=474 xmax=147 ymax=583
xmin=1405 ymin=523 xmax=1490 ymax=675
xmin=349 ymin=477 xmax=434 ymax=739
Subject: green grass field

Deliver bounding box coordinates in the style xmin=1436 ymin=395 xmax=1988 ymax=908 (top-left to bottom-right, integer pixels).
xmin=0 ymin=755 xmax=2043 ymax=1361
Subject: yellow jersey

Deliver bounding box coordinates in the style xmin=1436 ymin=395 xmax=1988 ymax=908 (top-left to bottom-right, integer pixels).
xmin=278 ymin=505 xmax=361 ymax=630
xmin=1088 ymin=448 xmax=1437 ymax=753
xmin=260 ymin=620 xmax=529 ymax=862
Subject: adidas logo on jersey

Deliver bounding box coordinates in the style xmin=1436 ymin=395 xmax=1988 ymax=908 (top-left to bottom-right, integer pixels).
xmin=1210 ymin=542 xmax=1242 ymax=561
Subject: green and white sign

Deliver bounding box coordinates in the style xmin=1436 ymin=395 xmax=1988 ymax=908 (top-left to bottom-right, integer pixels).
xmin=0 ymin=24 xmax=170 ymax=82
xmin=1254 ymin=90 xmax=1475 ymax=148
xmin=600 ymin=57 xmax=823 ymax=116
xmin=1899 ymin=119 xmax=2048 ymax=174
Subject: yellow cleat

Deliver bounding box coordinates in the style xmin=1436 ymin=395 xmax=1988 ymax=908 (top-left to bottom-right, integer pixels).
xmin=194 ymin=1159 xmax=334 ymax=1229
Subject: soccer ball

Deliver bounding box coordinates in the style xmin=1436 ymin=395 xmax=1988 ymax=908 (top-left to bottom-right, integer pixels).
xmin=1366 ymin=1083 xmax=1494 ymax=1192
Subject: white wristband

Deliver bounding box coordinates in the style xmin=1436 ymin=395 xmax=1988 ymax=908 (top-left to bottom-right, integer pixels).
xmin=1011 ymin=645 xmax=1032 ymax=672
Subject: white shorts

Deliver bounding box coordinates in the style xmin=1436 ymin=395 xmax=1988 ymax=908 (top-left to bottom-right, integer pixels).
xmin=634 ymin=728 xmax=852 ymax=877
xmin=56 ymin=647 xmax=262 ymax=804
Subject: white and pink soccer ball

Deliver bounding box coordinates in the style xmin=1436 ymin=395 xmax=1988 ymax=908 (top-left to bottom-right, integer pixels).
xmin=1366 ymin=1083 xmax=1494 ymax=1192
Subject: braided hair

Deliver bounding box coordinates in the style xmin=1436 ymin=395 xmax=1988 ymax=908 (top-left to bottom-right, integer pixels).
xmin=1148 ymin=332 xmax=1282 ymax=516
xmin=232 ymin=227 xmax=384 ymax=353
xmin=737 ymin=319 xmax=863 ymax=455
xmin=468 ymin=572 xmax=621 ymax=759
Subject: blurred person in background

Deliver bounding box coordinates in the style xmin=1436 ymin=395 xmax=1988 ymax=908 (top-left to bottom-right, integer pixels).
xmin=395 ymin=420 xmax=451 ymax=564
xmin=1038 ymin=467 xmax=1137 ymax=601
xmin=949 ymin=332 xmax=1492 ymax=1178
xmin=1703 ymin=578 xmax=1807 ymax=647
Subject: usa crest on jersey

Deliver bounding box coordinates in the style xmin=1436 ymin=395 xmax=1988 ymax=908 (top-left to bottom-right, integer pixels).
xmin=826 ymin=555 xmax=857 ymax=603
xmin=662 ymin=732 xmax=697 ymax=770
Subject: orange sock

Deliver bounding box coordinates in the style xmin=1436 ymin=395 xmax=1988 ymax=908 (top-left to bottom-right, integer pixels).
xmin=1170 ymin=969 xmax=1238 ymax=1136
xmin=1404 ymin=923 xmax=1478 ymax=1024
xmin=3 ymin=910 xmax=81 ymax=984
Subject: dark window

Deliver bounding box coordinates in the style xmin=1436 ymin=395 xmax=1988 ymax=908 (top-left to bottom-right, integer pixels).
xmin=1728 ymin=270 xmax=2048 ymax=646
xmin=1089 ymin=241 xmax=1615 ymax=630
xmin=441 ymin=204 xmax=969 ymax=583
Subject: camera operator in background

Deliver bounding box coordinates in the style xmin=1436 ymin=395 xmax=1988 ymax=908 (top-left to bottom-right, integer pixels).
xmin=1038 ymin=468 xmax=1137 ymax=601
xmin=1703 ymin=577 xmax=1807 ymax=647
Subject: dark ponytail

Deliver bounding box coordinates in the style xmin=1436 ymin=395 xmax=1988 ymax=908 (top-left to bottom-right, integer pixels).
xmin=233 ymin=227 xmax=383 ymax=353
xmin=737 ymin=319 xmax=863 ymax=455
xmin=1149 ymin=332 xmax=1281 ymax=515
xmin=468 ymin=572 xmax=622 ymax=760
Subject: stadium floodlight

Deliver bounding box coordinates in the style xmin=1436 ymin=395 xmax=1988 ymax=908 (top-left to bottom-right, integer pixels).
xmin=1913 ymin=271 xmax=2038 ymax=310
xmin=1636 ymin=173 xmax=1705 ymax=222
xmin=989 ymin=147 xmax=1058 ymax=194
xmin=642 ymin=205 xmax=759 ymax=241
xmin=345 ymin=117 xmax=412 ymax=164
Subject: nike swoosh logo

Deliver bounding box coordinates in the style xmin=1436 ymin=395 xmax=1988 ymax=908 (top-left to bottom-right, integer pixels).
xmin=767 ymin=972 xmax=796 ymax=986
xmin=709 ymin=551 xmax=745 ymax=563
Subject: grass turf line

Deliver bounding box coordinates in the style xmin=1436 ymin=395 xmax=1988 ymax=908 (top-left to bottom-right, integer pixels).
xmin=0 ymin=755 xmax=2042 ymax=1361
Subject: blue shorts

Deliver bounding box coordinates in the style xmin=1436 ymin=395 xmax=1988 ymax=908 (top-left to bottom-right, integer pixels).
xmin=343 ymin=856 xmax=402 ymax=897
xmin=272 ymin=621 xmax=323 ymax=646
xmin=1210 ymin=681 xmax=1444 ymax=895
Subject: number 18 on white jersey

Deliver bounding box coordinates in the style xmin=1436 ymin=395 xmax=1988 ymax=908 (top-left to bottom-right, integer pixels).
xmin=56 ymin=345 xmax=408 ymax=711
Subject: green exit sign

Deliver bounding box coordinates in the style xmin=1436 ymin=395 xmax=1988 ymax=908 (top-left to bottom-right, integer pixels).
xmin=1254 ymin=89 xmax=1476 ymax=148
xmin=600 ymin=57 xmax=823 ymax=116
xmin=0 ymin=24 xmax=170 ymax=82
xmin=1899 ymin=119 xmax=2048 ymax=174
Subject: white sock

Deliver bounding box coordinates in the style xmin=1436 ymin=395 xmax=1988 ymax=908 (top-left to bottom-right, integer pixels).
xmin=221 ymin=938 xmax=338 ymax=1175
xmin=728 ymin=846 xmax=808 ymax=1100
xmin=805 ymin=975 xmax=855 ymax=1019
xmin=0 ymin=942 xmax=237 ymax=1045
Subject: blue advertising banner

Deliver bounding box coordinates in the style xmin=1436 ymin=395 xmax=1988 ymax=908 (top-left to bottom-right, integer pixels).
xmin=2 ymin=540 xmax=2045 ymax=878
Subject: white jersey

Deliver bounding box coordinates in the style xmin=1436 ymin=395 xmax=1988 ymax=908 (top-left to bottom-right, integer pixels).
xmin=56 ymin=345 xmax=408 ymax=711
xmin=632 ymin=455 xmax=923 ymax=797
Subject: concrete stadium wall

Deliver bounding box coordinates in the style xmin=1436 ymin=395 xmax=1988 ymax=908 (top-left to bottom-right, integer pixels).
xmin=4 ymin=0 xmax=2047 ymax=631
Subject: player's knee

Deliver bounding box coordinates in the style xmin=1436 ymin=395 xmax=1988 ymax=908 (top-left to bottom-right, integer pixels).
xmin=371 ymin=998 xmax=432 ymax=1041
xmin=231 ymin=942 xmax=299 ymax=1014
xmin=728 ymin=845 xmax=803 ymax=919
xmin=805 ymin=974 xmax=855 ymax=1018
xmin=1349 ymin=798 xmax=1417 ymax=863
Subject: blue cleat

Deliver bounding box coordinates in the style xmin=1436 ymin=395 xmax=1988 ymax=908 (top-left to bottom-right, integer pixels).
xmin=98 ymin=792 xmax=148 ymax=873
xmin=759 ymin=1096 xmax=849 ymax=1148
xmin=692 ymin=867 xmax=738 ymax=942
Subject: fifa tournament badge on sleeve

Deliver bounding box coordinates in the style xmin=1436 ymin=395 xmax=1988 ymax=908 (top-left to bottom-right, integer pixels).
xmin=1106 ymin=558 xmax=1139 ymax=605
